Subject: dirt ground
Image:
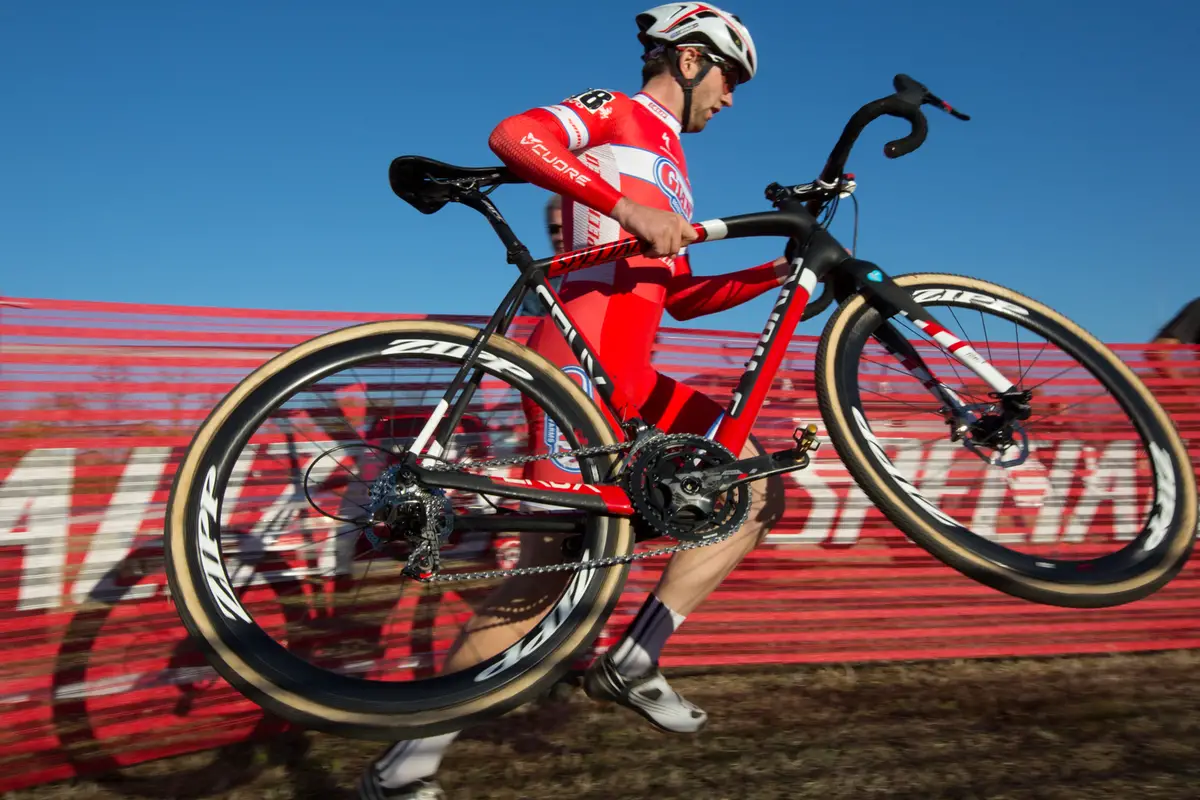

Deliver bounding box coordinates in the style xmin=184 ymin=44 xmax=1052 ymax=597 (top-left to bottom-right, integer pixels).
xmin=7 ymin=650 xmax=1200 ymax=800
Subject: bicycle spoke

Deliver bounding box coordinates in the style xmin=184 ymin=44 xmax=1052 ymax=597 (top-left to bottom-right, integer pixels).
xmin=892 ymin=316 xmax=984 ymax=407
xmin=288 ymin=521 xmax=373 ymax=555
xmin=893 ymin=315 xmax=981 ymax=400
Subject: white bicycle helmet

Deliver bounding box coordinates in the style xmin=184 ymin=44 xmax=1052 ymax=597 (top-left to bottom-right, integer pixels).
xmin=636 ymin=3 xmax=757 ymax=85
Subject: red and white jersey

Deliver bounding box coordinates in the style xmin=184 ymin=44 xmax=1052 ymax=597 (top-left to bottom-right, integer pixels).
xmin=489 ymin=87 xmax=781 ymax=417
xmin=537 ymin=89 xmax=695 ymax=298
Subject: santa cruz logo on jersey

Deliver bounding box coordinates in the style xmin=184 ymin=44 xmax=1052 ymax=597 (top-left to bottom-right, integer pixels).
xmin=653 ymin=156 xmax=693 ymax=219
xmin=544 ymin=365 xmax=593 ymax=473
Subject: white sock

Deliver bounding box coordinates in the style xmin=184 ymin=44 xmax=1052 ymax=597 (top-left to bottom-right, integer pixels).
xmin=373 ymin=731 xmax=459 ymax=789
xmin=608 ymin=593 xmax=685 ymax=677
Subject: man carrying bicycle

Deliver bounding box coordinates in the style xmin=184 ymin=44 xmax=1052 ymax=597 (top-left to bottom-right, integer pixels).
xmin=360 ymin=5 xmax=789 ymax=797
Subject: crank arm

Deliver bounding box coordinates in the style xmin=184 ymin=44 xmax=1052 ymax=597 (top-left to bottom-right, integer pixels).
xmin=677 ymin=447 xmax=813 ymax=495
xmin=412 ymin=465 xmax=635 ymax=515
xmin=676 ymin=424 xmax=822 ymax=494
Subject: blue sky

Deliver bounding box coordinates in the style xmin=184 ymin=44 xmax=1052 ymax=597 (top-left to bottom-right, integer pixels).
xmin=2 ymin=1 xmax=1198 ymax=342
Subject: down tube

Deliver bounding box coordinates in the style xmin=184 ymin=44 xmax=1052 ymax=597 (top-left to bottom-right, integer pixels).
xmin=712 ymin=258 xmax=819 ymax=453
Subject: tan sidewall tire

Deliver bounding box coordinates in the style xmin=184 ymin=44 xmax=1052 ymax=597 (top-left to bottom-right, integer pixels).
xmin=164 ymin=320 xmax=633 ymax=739
xmin=816 ymin=273 xmax=1197 ymax=607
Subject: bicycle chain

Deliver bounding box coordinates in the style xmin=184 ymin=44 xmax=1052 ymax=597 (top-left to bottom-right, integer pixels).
xmin=418 ymin=432 xmax=740 ymax=584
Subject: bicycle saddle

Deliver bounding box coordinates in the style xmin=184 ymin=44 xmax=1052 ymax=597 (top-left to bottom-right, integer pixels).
xmin=389 ymin=155 xmax=525 ymax=214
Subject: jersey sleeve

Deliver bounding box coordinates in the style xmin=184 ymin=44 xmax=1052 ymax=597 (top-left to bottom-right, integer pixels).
xmin=488 ymin=89 xmax=628 ymax=215
xmin=664 ymin=255 xmax=783 ymax=321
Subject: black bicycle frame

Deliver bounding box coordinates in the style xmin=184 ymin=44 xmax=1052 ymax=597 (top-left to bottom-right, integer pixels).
xmin=402 ymin=74 xmax=1015 ymax=514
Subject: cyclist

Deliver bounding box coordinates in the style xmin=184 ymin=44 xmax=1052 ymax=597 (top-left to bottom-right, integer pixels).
xmin=361 ymin=5 xmax=790 ymax=797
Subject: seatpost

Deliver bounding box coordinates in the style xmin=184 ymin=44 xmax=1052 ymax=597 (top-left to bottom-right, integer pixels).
xmin=459 ymin=191 xmax=533 ymax=269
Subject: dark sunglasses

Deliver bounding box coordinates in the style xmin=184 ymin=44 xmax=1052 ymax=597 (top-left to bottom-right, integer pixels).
xmin=704 ymin=52 xmax=740 ymax=93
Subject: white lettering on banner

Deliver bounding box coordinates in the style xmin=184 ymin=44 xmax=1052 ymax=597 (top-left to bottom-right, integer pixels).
xmin=853 ymin=407 xmax=963 ymax=529
xmin=918 ymin=440 xmax=972 ymax=513
xmin=971 ymin=463 xmax=1026 ymax=544
xmin=195 ymin=465 xmax=253 ymax=624
xmin=910 ymin=288 xmax=1030 ymax=317
xmin=1143 ymin=441 xmax=1179 ymax=551
xmin=0 ymin=437 xmax=1163 ymax=613
xmin=0 ymin=448 xmax=73 ymax=610
xmin=381 ymin=339 xmax=534 ymax=381
xmin=217 ymin=440 xmax=344 ymax=588
xmin=780 ymin=467 xmax=839 ymax=543
xmin=1065 ymin=441 xmax=1139 ymax=543
xmin=835 ymin=438 xmax=926 ymax=545
xmin=474 ymin=550 xmax=596 ymax=683
xmin=1030 ymin=442 xmax=1081 ymax=542
xmin=827 ymin=483 xmax=872 ymax=547
xmin=72 ymin=447 xmax=171 ymax=603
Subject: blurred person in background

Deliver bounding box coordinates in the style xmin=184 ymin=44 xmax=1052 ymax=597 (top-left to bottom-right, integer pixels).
xmin=545 ymin=192 xmax=564 ymax=254
xmin=518 ymin=194 xmax=565 ymax=317
xmin=1146 ymin=297 xmax=1200 ymax=421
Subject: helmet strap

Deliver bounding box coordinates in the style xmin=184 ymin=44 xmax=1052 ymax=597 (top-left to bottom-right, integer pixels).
xmin=667 ymin=47 xmax=715 ymax=134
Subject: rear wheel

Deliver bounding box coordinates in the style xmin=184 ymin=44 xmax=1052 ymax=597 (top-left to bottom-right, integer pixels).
xmin=816 ymin=273 xmax=1197 ymax=608
xmin=164 ymin=320 xmax=633 ymax=740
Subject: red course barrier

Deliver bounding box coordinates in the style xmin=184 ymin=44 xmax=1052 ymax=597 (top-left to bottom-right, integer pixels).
xmin=1 ymin=296 xmax=1197 ymax=791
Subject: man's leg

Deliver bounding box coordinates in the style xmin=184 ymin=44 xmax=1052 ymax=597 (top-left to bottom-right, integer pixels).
xmin=363 ymin=535 xmax=568 ymax=796
xmin=583 ymin=376 xmax=785 ymax=732
xmin=362 ymin=321 xmax=600 ymax=796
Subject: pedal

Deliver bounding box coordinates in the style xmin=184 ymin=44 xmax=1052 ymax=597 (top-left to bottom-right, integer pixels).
xmin=676 ymin=427 xmax=823 ymax=495
xmin=791 ymin=424 xmax=821 ymax=457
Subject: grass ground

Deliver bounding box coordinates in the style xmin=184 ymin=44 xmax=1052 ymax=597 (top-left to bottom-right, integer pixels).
xmin=7 ymin=650 xmax=1200 ymax=800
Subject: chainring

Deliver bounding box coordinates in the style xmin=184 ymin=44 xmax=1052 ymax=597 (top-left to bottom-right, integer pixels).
xmin=623 ymin=433 xmax=751 ymax=543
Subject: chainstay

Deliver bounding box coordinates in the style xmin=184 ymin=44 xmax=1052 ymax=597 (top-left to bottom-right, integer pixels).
xmin=419 ymin=432 xmax=733 ymax=583
xmin=423 ymin=439 xmax=638 ymax=472
xmin=429 ymin=528 xmax=737 ymax=583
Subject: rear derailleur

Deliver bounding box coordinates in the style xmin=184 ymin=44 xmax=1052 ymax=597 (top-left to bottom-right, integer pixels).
xmin=365 ymin=464 xmax=454 ymax=580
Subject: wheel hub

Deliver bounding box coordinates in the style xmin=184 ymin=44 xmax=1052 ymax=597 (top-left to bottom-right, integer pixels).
xmin=366 ymin=465 xmax=454 ymax=576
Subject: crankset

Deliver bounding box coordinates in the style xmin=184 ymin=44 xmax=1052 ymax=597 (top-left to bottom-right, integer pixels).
xmin=623 ymin=433 xmax=751 ymax=543
xmin=666 ymin=424 xmax=823 ymax=498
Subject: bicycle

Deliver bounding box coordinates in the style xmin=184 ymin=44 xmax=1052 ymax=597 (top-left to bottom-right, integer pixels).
xmin=163 ymin=75 xmax=1197 ymax=741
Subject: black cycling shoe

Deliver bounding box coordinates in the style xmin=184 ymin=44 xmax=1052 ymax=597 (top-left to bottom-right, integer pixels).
xmin=582 ymin=651 xmax=708 ymax=733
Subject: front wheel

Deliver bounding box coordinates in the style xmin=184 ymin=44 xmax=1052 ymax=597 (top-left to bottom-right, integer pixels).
xmin=164 ymin=320 xmax=633 ymax=740
xmin=816 ymin=272 xmax=1197 ymax=609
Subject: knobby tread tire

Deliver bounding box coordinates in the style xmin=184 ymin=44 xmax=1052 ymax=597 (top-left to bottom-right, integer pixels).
xmin=164 ymin=320 xmax=633 ymax=740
